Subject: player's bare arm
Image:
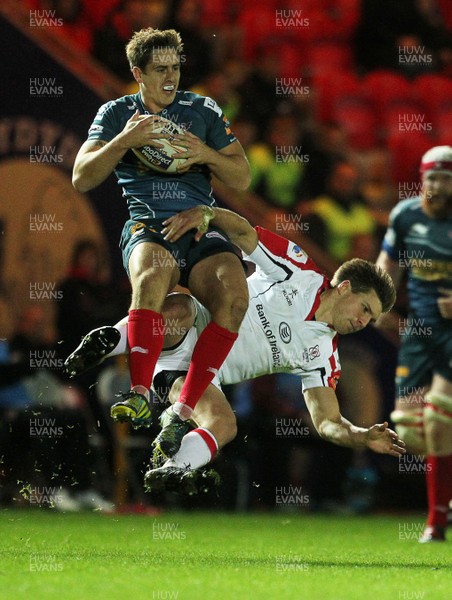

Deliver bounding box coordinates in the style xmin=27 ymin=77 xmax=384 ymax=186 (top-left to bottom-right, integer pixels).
xmin=304 ymin=386 xmax=406 ymax=457
xmin=72 ymin=111 xmax=170 ymax=193
xmin=162 ymin=206 xmax=258 ymax=255
xmin=376 ymin=250 xmax=403 ymax=289
xmin=174 ymin=133 xmax=251 ymax=190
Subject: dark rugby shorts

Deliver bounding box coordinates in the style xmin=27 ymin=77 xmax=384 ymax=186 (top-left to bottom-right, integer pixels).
xmin=152 ymin=369 xmax=188 ymax=405
xmin=395 ymin=320 xmax=452 ymax=395
xmin=120 ymin=217 xmax=240 ymax=287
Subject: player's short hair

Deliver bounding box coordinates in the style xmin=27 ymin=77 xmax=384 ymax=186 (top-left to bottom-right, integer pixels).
xmin=126 ymin=28 xmax=184 ymax=71
xmin=331 ymin=258 xmax=396 ymax=313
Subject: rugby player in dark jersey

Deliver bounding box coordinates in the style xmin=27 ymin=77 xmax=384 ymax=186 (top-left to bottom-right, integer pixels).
xmin=377 ymin=146 xmax=452 ymax=543
xmin=72 ymin=28 xmax=250 ymax=457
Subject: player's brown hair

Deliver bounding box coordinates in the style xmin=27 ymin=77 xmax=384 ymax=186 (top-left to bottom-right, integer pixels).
xmin=332 ymin=258 xmax=396 ymax=313
xmin=126 ymin=28 xmax=184 ymax=71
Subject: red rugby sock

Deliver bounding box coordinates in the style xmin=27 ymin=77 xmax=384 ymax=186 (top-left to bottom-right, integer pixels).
xmin=175 ymin=321 xmax=238 ymax=418
xmin=425 ymin=454 xmax=452 ymax=528
xmin=127 ymin=309 xmax=165 ymax=392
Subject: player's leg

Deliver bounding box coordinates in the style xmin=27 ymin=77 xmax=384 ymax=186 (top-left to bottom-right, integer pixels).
xmin=145 ymin=376 xmax=237 ymax=493
xmin=64 ymin=293 xmax=196 ymax=376
xmin=170 ymin=375 xmax=237 ymax=464
xmin=170 ymin=251 xmax=248 ymax=422
xmin=421 ymin=373 xmax=452 ymax=543
xmin=111 ymin=239 xmax=180 ymax=425
xmin=64 ymin=323 xmax=124 ymax=378
xmin=158 ymin=376 xmax=236 ymax=467
xmin=161 ymin=293 xmax=198 ymax=347
xmin=390 ymin=330 xmax=429 ymax=456
xmin=387 ymin=332 xmax=446 ymax=540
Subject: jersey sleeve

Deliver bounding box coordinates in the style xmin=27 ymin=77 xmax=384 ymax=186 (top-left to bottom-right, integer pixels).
xmin=299 ymin=341 xmax=341 ymax=393
xmin=381 ymin=201 xmax=406 ymax=261
xmin=244 ymin=226 xmax=326 ymax=283
xmin=86 ymin=100 xmax=121 ymax=143
xmin=200 ymin=96 xmax=237 ymax=151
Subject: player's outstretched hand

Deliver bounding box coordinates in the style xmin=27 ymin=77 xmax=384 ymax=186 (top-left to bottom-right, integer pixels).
xmin=366 ymin=422 xmax=406 ymax=457
xmin=162 ymin=206 xmax=212 ymax=242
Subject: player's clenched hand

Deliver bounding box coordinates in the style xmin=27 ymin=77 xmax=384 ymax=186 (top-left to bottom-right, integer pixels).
xmin=366 ymin=422 xmax=406 ymax=457
xmin=162 ymin=206 xmax=213 ymax=242
xmin=172 ymin=131 xmax=215 ymax=172
xmin=438 ymin=288 xmax=452 ymax=319
xmin=118 ymin=110 xmax=171 ymax=149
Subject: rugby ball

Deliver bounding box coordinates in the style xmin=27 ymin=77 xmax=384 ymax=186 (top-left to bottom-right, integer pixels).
xmin=132 ymin=116 xmax=187 ymax=174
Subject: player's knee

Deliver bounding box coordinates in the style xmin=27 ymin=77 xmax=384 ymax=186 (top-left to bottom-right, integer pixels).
xmin=210 ymin=290 xmax=248 ymax=330
xmin=390 ymin=408 xmax=426 ymax=454
xmin=162 ymin=294 xmax=195 ymax=328
xmin=424 ymin=391 xmax=452 ymax=455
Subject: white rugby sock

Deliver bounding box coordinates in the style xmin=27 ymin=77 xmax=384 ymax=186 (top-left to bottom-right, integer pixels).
xmin=166 ymin=428 xmax=219 ymax=470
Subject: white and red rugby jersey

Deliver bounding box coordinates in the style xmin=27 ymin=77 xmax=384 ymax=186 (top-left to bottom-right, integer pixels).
xmin=218 ymin=227 xmax=341 ymax=392
xmin=154 ymin=227 xmax=341 ymax=392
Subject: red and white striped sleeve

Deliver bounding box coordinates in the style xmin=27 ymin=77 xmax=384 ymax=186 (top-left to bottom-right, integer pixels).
xmin=245 ymin=227 xmax=326 ymax=282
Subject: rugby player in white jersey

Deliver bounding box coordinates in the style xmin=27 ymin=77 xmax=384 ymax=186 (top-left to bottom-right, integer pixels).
xmin=65 ymin=207 xmax=405 ymax=493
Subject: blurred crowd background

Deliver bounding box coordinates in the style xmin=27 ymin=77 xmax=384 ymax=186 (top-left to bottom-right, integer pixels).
xmin=1 ymin=0 xmax=451 ymax=514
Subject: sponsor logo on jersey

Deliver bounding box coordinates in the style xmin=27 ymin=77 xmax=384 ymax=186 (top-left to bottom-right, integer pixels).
xmin=131 ymin=222 xmax=157 ymax=236
xmin=131 ymin=223 xmax=146 ymax=237
xmin=256 ymin=304 xmax=281 ymax=367
xmin=203 ymin=97 xmax=222 ymax=117
xmin=160 ymin=111 xmax=192 ymax=132
xmin=309 ymin=345 xmax=320 ymax=359
xmin=279 ymin=322 xmax=292 ymax=343
xmin=288 ymin=242 xmax=308 ymax=263
xmin=302 ymin=345 xmax=320 ymax=362
xmin=396 ymin=365 xmax=410 ymax=378
xmin=88 ymin=124 xmax=104 ymax=134
xmin=223 ymin=115 xmax=232 ymax=135
xmin=282 ymin=288 xmax=299 ymax=306
xmin=206 ymin=231 xmax=226 ymax=241
xmin=178 ymin=100 xmax=193 ymax=106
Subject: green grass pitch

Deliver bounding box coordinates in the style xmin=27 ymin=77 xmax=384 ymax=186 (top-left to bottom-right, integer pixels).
xmin=1 ymin=509 xmax=451 ymax=600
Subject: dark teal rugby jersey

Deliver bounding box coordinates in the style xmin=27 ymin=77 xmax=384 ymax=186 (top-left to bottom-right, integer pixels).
xmin=382 ymin=197 xmax=452 ymax=325
xmin=86 ymin=91 xmax=237 ymax=219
